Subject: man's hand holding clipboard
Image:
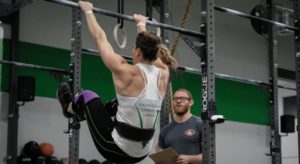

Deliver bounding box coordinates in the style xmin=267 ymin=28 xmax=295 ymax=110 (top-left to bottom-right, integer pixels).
xmin=149 ymin=147 xmax=179 ymax=164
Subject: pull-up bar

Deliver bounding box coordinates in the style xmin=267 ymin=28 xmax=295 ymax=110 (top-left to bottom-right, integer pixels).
xmin=214 ymin=6 xmax=297 ymax=31
xmin=82 ymin=48 xmax=296 ymax=91
xmin=0 ymin=60 xmax=71 ymax=75
xmin=44 ymin=0 xmax=205 ymax=38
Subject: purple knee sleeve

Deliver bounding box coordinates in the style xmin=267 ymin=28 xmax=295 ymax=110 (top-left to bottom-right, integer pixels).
xmin=74 ymin=90 xmax=99 ymax=104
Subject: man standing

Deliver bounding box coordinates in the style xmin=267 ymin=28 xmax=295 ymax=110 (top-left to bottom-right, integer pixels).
xmin=159 ymin=89 xmax=203 ymax=164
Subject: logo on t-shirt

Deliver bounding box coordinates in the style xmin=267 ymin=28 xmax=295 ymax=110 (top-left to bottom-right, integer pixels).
xmin=184 ymin=129 xmax=196 ymax=136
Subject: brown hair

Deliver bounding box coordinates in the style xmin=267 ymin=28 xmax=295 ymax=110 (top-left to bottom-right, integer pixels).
xmin=157 ymin=44 xmax=178 ymax=69
xmin=135 ymin=32 xmax=162 ymax=61
xmin=174 ymin=88 xmax=193 ymax=100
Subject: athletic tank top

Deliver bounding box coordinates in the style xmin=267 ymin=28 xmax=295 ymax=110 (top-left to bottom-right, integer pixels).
xmin=112 ymin=63 xmax=163 ymax=157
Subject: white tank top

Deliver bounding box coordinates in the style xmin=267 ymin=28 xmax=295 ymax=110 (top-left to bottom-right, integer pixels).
xmin=112 ymin=63 xmax=163 ymax=157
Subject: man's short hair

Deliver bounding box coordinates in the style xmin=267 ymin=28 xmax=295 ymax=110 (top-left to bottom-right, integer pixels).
xmin=174 ymin=88 xmax=193 ymax=100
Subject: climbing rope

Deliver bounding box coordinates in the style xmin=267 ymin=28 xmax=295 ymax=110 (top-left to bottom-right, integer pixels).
xmin=168 ymin=0 xmax=193 ymax=115
xmin=170 ymin=0 xmax=193 ymax=56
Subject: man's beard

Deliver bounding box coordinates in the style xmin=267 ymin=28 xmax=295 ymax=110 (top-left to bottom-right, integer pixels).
xmin=174 ymin=107 xmax=189 ymax=116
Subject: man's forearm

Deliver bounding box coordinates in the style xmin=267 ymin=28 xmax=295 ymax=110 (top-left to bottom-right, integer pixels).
xmin=187 ymin=153 xmax=203 ymax=164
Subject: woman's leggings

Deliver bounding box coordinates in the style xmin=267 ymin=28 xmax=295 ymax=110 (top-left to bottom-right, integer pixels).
xmin=73 ymin=90 xmax=146 ymax=163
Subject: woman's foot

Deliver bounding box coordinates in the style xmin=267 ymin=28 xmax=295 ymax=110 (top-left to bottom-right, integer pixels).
xmin=56 ymin=82 xmax=74 ymax=118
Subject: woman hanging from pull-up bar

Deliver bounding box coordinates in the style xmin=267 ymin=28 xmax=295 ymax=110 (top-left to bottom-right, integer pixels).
xmin=57 ymin=1 xmax=177 ymax=163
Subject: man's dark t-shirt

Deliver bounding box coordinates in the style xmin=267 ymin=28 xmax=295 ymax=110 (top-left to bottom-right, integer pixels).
xmin=159 ymin=116 xmax=202 ymax=155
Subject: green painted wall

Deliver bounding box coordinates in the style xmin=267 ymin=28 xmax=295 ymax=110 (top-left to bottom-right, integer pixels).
xmin=1 ymin=40 xmax=270 ymax=125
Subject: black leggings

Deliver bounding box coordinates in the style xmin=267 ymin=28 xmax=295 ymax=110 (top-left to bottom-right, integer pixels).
xmin=74 ymin=90 xmax=146 ymax=163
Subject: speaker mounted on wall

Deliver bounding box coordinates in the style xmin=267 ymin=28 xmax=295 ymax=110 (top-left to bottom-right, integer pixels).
xmin=280 ymin=114 xmax=295 ymax=133
xmin=17 ymin=76 xmax=35 ymax=102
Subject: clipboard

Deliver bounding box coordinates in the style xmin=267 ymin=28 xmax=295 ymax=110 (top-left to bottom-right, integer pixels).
xmin=149 ymin=147 xmax=179 ymax=164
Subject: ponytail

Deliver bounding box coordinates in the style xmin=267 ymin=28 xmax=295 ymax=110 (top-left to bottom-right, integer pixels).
xmin=157 ymin=44 xmax=178 ymax=69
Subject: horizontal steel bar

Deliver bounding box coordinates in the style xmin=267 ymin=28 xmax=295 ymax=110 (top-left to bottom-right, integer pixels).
xmin=214 ymin=6 xmax=297 ymax=31
xmin=82 ymin=48 xmax=133 ymax=61
xmin=44 ymin=0 xmax=204 ymax=38
xmin=275 ymin=5 xmax=293 ymax=14
xmin=0 ymin=60 xmax=71 ymax=75
xmin=45 ymin=0 xmax=298 ymax=37
xmin=179 ymin=67 xmax=296 ymax=90
xmin=82 ymin=48 xmax=295 ymax=90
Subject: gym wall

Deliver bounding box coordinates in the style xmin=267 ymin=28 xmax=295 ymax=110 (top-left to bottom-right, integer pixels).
xmin=0 ymin=0 xmax=296 ymax=163
xmin=278 ymin=85 xmax=298 ymax=164
xmin=0 ymin=22 xmax=8 ymax=163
